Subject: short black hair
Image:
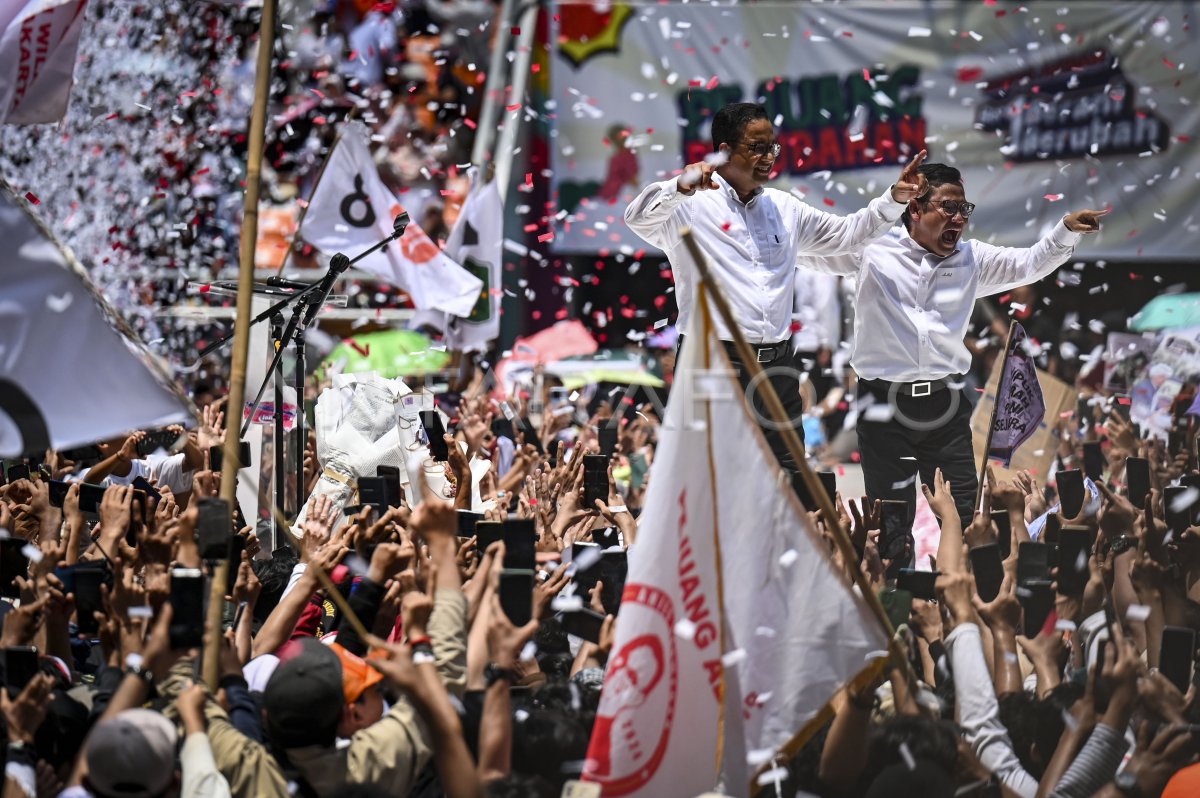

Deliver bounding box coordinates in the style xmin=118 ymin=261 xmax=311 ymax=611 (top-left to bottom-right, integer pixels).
xmin=900 ymin=162 xmax=963 ymax=230
xmin=711 ymin=102 xmax=769 ymax=152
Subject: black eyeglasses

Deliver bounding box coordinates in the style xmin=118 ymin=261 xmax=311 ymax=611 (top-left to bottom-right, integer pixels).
xmin=739 ymin=140 xmax=781 ymax=159
xmin=929 ymin=200 xmax=977 ymax=219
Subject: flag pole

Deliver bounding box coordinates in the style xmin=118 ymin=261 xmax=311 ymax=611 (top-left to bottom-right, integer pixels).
xmin=679 ymin=230 xmax=901 ymax=644
xmin=207 ymin=0 xmax=277 ymax=691
xmin=274 ymin=105 xmax=359 ymax=276
xmin=974 ymin=320 xmax=1018 ymax=510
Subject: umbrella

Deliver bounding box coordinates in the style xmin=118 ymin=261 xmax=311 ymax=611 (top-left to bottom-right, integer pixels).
xmin=1131 ymin=294 xmax=1200 ymax=332
xmin=560 ymin=369 xmax=665 ymax=390
xmin=318 ymin=329 xmax=451 ymax=379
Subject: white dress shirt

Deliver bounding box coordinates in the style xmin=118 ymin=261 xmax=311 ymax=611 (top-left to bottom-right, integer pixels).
xmin=802 ymin=221 xmax=1082 ymax=382
xmin=624 ymin=173 xmax=904 ymax=344
xmin=791 ymin=271 xmax=841 ymax=352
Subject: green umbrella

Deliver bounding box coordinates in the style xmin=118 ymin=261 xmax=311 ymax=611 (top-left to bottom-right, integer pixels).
xmin=561 ymin=369 xmax=665 ymax=390
xmin=1131 ymin=293 xmax=1200 ymax=331
xmin=318 ymin=329 xmax=451 ymax=379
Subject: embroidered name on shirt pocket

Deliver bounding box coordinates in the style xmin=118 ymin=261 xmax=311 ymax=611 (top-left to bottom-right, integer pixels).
xmin=931 ymin=266 xmax=971 ymax=305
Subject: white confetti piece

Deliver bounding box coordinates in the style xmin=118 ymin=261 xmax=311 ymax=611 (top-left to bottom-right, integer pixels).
xmin=778 ymin=549 xmax=799 ymax=567
xmin=756 ymin=767 xmax=789 ymax=786
xmin=907 ymin=26 xmax=932 ymax=37
xmin=21 ymin=544 xmax=42 ymax=563
xmin=45 ymin=293 xmax=73 ymax=312
xmin=899 ymin=742 xmax=916 ymax=770
xmin=755 ymin=626 xmax=777 ymax=638
xmin=519 ymin=641 xmax=538 ymax=662
xmin=128 ymin=605 xmax=154 ymax=619
xmin=1126 ymin=604 xmax=1151 ymax=622
xmin=674 ymin=618 xmax=697 ymax=640
xmin=721 ymin=648 xmax=747 ymax=667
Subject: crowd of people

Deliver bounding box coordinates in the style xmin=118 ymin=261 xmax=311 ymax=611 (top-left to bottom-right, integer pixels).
xmin=0 ymin=365 xmax=1199 ymax=797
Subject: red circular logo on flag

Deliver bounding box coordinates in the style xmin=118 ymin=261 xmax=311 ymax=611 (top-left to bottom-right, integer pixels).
xmin=583 ymin=584 xmax=678 ymax=795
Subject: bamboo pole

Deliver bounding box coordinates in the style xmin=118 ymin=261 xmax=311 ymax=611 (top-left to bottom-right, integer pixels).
xmin=207 ymin=0 xmax=277 ymax=690
xmin=974 ymin=320 xmax=1018 ymax=510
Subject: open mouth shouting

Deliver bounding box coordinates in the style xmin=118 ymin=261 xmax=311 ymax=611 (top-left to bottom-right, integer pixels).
xmin=940 ymin=228 xmax=962 ymax=249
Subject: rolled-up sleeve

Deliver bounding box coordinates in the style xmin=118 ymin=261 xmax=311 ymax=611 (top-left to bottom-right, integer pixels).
xmin=624 ymin=178 xmax=692 ymax=251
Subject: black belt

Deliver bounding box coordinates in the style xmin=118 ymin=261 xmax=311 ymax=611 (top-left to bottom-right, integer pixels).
xmin=722 ymin=339 xmax=790 ymax=363
xmin=859 ymin=375 xmax=965 ymax=398
xmin=678 ymin=336 xmax=791 ymax=364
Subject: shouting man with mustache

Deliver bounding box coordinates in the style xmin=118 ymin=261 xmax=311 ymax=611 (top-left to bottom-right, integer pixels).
xmin=802 ymin=162 xmax=1106 ymax=536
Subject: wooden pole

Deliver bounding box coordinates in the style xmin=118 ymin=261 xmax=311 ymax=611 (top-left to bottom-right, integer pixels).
xmin=974 ymin=320 xmax=1018 ymax=511
xmin=678 ymin=231 xmax=911 ymax=682
xmin=207 ymin=0 xmax=278 ymax=690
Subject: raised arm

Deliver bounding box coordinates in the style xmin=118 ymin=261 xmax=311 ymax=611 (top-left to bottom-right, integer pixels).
xmin=974 ymin=208 xmax=1105 ymax=297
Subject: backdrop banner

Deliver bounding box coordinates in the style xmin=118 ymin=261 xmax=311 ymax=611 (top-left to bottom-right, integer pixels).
xmin=550 ymin=1 xmax=1198 ymax=259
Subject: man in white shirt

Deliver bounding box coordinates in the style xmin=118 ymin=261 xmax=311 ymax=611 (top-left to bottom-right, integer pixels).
xmin=800 ymin=162 xmax=1105 ymax=527
xmin=624 ymin=102 xmax=928 ymax=476
xmin=792 ymin=270 xmax=842 ymax=400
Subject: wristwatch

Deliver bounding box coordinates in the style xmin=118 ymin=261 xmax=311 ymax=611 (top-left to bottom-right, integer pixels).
xmin=484 ymin=663 xmax=519 ymax=687
xmin=1115 ymin=770 xmax=1143 ymax=797
xmin=125 ymin=660 xmax=158 ymax=697
xmin=1110 ymin=536 xmax=1137 ymax=555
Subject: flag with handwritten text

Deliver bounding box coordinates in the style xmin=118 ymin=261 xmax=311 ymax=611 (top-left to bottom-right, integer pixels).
xmin=989 ymin=323 xmax=1046 ymax=467
xmin=0 ymin=0 xmax=88 ymax=125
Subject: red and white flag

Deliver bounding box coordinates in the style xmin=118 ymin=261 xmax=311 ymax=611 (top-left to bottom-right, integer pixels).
xmin=300 ymin=121 xmax=483 ymax=317
xmin=582 ymin=289 xmax=889 ymax=797
xmin=0 ymin=0 xmax=88 ymax=125
xmin=0 ymin=182 xmax=191 ymax=458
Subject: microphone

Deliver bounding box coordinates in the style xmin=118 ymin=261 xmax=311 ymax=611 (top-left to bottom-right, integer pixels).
xmin=392 ymin=211 xmax=410 ymax=238
xmin=299 ymin=253 xmax=350 ymax=331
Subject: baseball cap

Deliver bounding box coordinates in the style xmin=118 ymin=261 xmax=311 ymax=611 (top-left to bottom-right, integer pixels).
xmin=84 ymin=709 xmax=177 ymax=798
xmin=264 ymin=638 xmax=344 ymax=747
xmin=330 ymin=642 xmax=384 ymax=704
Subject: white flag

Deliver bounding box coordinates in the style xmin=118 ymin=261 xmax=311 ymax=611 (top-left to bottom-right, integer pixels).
xmin=412 ymin=173 xmax=505 ymax=350
xmin=0 ymin=183 xmax=191 ymax=458
xmin=582 ymin=290 xmax=888 ymax=797
xmin=0 ymin=0 xmax=88 ymax=125
xmin=300 ymin=121 xmax=483 ymax=317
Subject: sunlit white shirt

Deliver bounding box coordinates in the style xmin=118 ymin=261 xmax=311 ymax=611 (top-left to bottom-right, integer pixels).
xmin=624 ymin=173 xmax=904 ymax=344
xmin=801 ymin=222 xmax=1082 ymax=382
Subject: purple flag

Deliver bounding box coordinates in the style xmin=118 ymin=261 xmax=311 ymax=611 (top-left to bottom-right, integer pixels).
xmin=989 ymin=323 xmax=1046 ymax=467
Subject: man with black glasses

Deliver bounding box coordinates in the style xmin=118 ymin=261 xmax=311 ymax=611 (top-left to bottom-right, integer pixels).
xmin=800 ymin=162 xmax=1107 ymax=530
xmin=624 ymin=102 xmax=927 ymax=481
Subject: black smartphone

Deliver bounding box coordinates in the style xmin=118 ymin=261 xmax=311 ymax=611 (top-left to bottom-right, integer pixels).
xmin=1020 ymin=580 xmax=1055 ymax=636
xmin=1041 ymin=513 xmax=1061 ymax=549
xmin=457 ymin=510 xmax=482 ymax=538
xmin=4 ymin=463 xmax=30 ymax=483
xmin=818 ymin=470 xmax=837 ymax=501
xmin=0 ymin=540 xmax=29 ymax=600
xmin=1017 ymin=542 xmax=1051 ymax=585
xmin=136 ymin=429 xmax=182 ymax=458
xmin=78 ymin=482 xmax=106 ymax=515
xmin=1126 ymin=457 xmax=1151 ymax=509
xmin=896 ymin=568 xmax=939 ymax=601
xmin=1082 ymin=441 xmax=1105 ymax=482
xmin=420 ymin=410 xmax=450 ymax=462
xmin=195 ymin=498 xmax=231 ymax=561
xmin=583 ymin=454 xmax=609 ymax=509
xmin=559 ymin=607 xmax=607 ymax=644
xmin=474 ymin=521 xmax=504 ymax=554
xmin=1160 ymin=626 xmax=1196 ymax=695
xmin=503 ymin=519 xmax=538 ymax=571
xmin=358 ymin=477 xmax=388 ymax=518
xmin=970 ymin=544 xmax=1005 ymax=602
xmin=131 ymin=476 xmax=160 ymax=504
xmin=73 ymin=563 xmax=107 ymax=636
xmin=60 ymin=445 xmax=102 ymax=464
xmin=1056 ymin=526 xmax=1092 ymax=595
xmin=48 ymin=479 xmax=70 ymax=508
xmin=1057 ymin=469 xmax=1085 ymax=519
xmin=377 ymin=465 xmax=403 ymax=508
xmin=1 ymin=647 xmax=39 ymax=698
xmin=598 ymin=549 xmax=628 ymax=614
xmin=598 ymin=426 xmax=619 ymax=458
xmin=1170 ymin=425 xmax=1188 ymax=459
xmin=1164 ymin=485 xmax=1196 ymax=535
xmin=595 ymin=525 xmax=621 ymax=550
xmin=990 ymin=509 xmax=1012 ymax=555
xmin=499 ymin=569 xmax=535 ymax=626
xmin=209 ymin=441 xmax=252 ymax=473
xmin=878 ymin=500 xmax=911 ymax=562
xmin=169 ymin=568 xmax=205 ymax=650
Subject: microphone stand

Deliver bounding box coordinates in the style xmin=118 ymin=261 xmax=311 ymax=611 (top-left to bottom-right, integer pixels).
xmin=199 ymin=213 xmax=410 ymax=541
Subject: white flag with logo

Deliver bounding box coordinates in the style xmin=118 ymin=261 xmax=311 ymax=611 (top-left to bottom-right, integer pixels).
xmin=582 ymin=289 xmax=889 ymax=797
xmin=300 ymin=121 xmax=483 ymax=317
xmin=0 ymin=0 xmax=88 ymax=125
xmin=0 ymin=182 xmax=191 ymax=458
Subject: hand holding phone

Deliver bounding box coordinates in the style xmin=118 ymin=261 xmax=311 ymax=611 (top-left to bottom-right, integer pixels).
xmin=583 ymin=454 xmax=609 ymax=509
xmin=1057 ymin=469 xmax=1085 ymax=519
xmin=1125 ymin=457 xmax=1151 ymax=509
xmin=420 ymin=410 xmax=450 ymax=462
